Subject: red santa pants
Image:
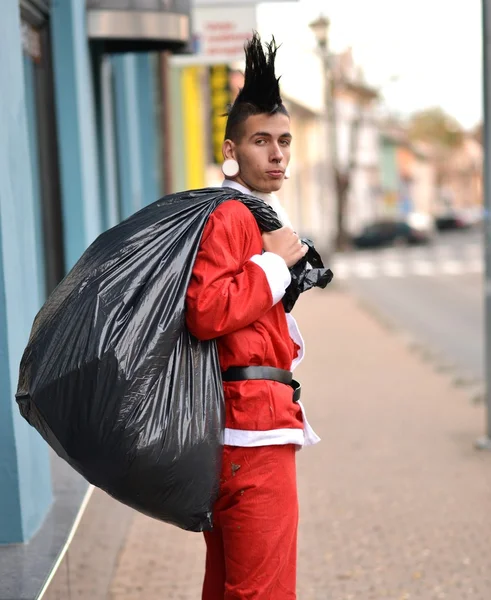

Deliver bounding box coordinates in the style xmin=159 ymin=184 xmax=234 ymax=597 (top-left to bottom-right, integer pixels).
xmin=202 ymin=444 xmax=298 ymax=600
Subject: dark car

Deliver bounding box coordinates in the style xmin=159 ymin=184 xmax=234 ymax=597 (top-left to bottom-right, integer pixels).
xmin=352 ymin=220 xmax=432 ymax=249
xmin=435 ymin=212 xmax=468 ymax=231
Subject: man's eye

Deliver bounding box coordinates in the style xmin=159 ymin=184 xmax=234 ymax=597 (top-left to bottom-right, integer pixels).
xmin=280 ymin=140 xmax=291 ymax=146
xmin=255 ymin=139 xmax=266 ymax=145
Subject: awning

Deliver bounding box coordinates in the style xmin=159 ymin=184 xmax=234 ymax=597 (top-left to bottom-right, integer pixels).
xmin=86 ymin=1 xmax=191 ymax=51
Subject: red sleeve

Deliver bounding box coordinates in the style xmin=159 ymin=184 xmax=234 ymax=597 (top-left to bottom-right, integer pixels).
xmin=185 ymin=200 xmax=273 ymax=341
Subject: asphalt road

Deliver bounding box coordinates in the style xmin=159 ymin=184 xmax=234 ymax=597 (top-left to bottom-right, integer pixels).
xmin=330 ymin=228 xmax=486 ymax=382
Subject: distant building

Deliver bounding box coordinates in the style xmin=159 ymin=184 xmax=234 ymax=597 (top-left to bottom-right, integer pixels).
xmin=331 ymin=49 xmax=381 ymax=235
xmin=379 ymin=125 xmax=437 ymax=223
xmin=436 ymin=135 xmax=483 ymax=214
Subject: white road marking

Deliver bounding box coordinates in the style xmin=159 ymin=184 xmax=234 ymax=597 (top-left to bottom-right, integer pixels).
xmin=411 ymin=260 xmax=435 ymax=276
xmin=381 ymin=261 xmax=405 ymax=277
xmin=441 ymin=260 xmax=464 ymax=275
xmin=354 ymin=262 xmax=377 ymax=278
xmin=331 ymin=242 xmax=483 ymax=280
xmin=332 ymin=262 xmax=350 ymax=279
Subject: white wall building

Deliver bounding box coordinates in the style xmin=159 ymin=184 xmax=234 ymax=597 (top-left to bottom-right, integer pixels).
xmin=332 ymin=49 xmax=381 ymax=236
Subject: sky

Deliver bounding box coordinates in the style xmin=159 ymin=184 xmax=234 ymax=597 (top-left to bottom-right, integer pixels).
xmin=257 ymin=0 xmax=483 ymax=129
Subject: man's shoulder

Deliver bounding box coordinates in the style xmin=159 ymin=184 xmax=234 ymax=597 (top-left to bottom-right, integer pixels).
xmin=211 ymin=198 xmax=258 ymax=227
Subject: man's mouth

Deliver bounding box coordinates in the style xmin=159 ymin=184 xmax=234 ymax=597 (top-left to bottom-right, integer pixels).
xmin=266 ymin=170 xmax=284 ymax=178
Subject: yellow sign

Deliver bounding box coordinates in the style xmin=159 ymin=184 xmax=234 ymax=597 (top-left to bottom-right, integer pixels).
xmin=209 ymin=65 xmax=231 ymax=164
xmin=383 ymin=191 xmax=398 ymax=207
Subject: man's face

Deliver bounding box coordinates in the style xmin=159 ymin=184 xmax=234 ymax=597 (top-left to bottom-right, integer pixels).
xmin=223 ymin=112 xmax=292 ymax=193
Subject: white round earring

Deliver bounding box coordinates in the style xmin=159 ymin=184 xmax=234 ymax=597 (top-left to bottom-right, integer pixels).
xmin=222 ymin=159 xmax=240 ymax=178
xmin=284 ymin=166 xmax=291 ymax=180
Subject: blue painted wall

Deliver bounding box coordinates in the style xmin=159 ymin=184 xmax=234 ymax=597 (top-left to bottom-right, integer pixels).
xmin=0 ymin=0 xmax=52 ymax=544
xmin=111 ymin=53 xmax=162 ymax=220
xmin=112 ymin=54 xmax=144 ymax=219
xmin=94 ymin=51 xmax=121 ymax=230
xmin=136 ymin=54 xmax=160 ymax=205
xmin=0 ymin=0 xmax=165 ymax=548
xmin=23 ymin=55 xmax=47 ymax=302
xmin=51 ymin=0 xmax=103 ymax=270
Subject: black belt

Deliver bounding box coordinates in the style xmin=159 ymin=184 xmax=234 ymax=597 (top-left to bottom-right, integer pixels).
xmin=221 ymin=366 xmax=301 ymax=402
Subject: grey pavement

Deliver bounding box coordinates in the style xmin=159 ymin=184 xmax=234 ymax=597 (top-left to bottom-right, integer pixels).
xmin=47 ymin=286 xmax=491 ymax=599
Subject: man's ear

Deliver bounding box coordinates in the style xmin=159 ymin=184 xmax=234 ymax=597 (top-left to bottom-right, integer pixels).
xmin=222 ymin=139 xmax=236 ymax=160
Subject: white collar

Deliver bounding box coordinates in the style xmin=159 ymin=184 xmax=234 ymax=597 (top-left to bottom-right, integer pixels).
xmin=221 ymin=179 xmax=274 ymax=205
xmin=222 ymin=179 xmax=253 ymax=196
xmin=220 ymin=179 xmax=292 ymax=228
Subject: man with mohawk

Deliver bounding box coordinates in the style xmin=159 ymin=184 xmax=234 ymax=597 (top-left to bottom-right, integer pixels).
xmin=186 ymin=33 xmax=320 ymax=599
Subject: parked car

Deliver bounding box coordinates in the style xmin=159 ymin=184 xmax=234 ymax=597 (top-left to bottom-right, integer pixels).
xmin=435 ymin=211 xmax=468 ymax=231
xmin=352 ymin=218 xmax=433 ymax=249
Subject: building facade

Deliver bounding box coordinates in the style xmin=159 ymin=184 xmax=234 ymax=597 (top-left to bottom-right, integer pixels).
xmin=0 ymin=0 xmax=191 ymax=572
xmin=331 ymin=49 xmax=381 ymax=236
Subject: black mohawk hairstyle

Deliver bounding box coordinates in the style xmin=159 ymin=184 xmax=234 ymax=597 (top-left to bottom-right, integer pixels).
xmin=235 ymin=31 xmax=283 ymax=112
xmin=224 ymin=31 xmax=289 ymax=141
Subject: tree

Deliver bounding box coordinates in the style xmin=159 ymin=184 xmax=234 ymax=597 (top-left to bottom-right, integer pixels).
xmin=408 ymin=107 xmax=464 ymax=148
xmin=408 ymin=108 xmax=466 ymax=208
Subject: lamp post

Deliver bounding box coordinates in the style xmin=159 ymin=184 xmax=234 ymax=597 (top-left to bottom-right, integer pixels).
xmin=476 ymin=0 xmax=491 ymax=450
xmin=310 ymin=14 xmax=339 ymax=256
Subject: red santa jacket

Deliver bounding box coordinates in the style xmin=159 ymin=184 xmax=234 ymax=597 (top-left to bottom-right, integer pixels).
xmin=186 ymin=198 xmax=308 ymax=446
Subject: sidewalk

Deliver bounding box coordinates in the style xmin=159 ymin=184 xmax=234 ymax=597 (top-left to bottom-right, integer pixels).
xmin=72 ymin=287 xmax=491 ymax=599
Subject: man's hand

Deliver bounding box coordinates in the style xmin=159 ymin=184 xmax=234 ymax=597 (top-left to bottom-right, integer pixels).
xmin=262 ymin=227 xmax=308 ymax=268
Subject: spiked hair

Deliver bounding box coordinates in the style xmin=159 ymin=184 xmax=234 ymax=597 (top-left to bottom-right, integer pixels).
xmin=224 ymin=32 xmax=289 ymax=141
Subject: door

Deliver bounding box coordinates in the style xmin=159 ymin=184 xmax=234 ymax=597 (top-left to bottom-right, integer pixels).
xmin=21 ymin=1 xmax=65 ymax=297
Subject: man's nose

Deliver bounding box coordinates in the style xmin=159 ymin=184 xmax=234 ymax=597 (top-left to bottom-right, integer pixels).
xmin=270 ymin=144 xmax=284 ymax=162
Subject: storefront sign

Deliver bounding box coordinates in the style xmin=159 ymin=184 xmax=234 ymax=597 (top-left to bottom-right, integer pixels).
xmin=86 ymin=0 xmax=191 ymax=45
xmin=193 ymin=5 xmax=256 ymax=63
xmin=86 ymin=1 xmax=191 ymax=14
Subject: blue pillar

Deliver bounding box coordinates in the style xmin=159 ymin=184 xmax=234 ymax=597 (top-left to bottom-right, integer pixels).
xmin=51 ymin=0 xmax=103 ymax=270
xmin=135 ymin=54 xmax=160 ymax=205
xmin=23 ymin=55 xmax=47 ymax=302
xmin=97 ymin=53 xmax=121 ymax=230
xmin=113 ymin=54 xmax=145 ymax=219
xmin=0 ymin=0 xmax=52 ymax=544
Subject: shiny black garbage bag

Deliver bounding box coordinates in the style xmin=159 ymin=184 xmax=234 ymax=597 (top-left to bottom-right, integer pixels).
xmin=16 ymin=187 xmax=332 ymax=532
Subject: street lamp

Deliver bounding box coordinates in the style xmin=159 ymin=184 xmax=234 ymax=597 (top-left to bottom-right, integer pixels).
xmin=309 ymin=14 xmax=339 ymax=254
xmin=476 ymin=0 xmax=491 ymax=450
xmin=309 ymin=15 xmax=330 ymax=51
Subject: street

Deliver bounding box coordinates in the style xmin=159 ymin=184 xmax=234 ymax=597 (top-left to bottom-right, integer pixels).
xmin=330 ymin=228 xmax=485 ymax=382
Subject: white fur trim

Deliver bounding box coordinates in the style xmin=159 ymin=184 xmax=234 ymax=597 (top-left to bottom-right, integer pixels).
xmin=250 ymin=253 xmax=291 ymax=305
xmin=286 ymin=312 xmax=305 ymax=370
xmin=223 ymin=427 xmax=305 ymax=447
xmin=223 ymin=405 xmax=320 ymax=448
xmin=297 ymin=401 xmax=321 ymax=445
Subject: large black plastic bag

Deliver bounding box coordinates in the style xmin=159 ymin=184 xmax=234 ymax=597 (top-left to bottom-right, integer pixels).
xmin=16 ymin=187 xmax=331 ymax=532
